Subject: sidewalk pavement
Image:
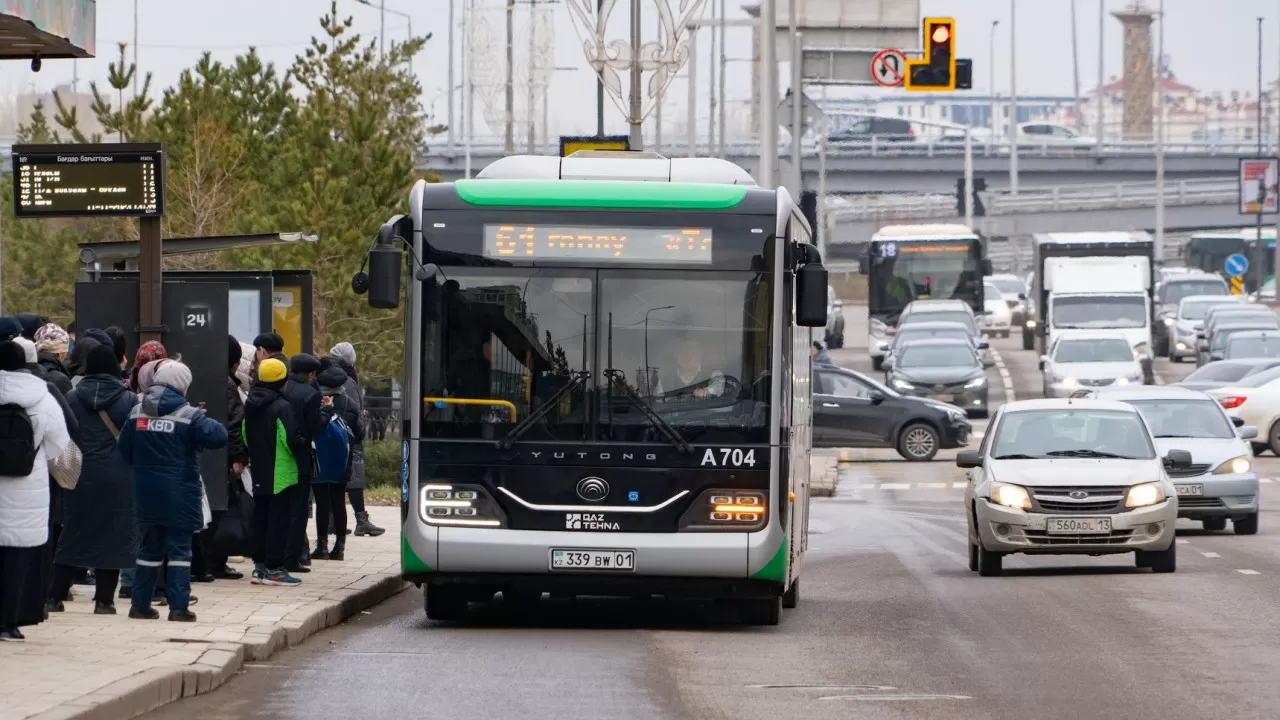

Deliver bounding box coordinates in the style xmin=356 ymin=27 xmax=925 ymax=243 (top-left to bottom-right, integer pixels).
xmin=2 ymin=506 xmax=405 ymax=720
xmin=811 ymin=451 xmax=840 ymax=497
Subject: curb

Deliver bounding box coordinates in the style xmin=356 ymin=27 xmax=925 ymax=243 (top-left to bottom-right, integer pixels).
xmin=29 ymin=574 xmax=407 ymax=720
xmin=811 ymin=455 xmax=840 ymax=497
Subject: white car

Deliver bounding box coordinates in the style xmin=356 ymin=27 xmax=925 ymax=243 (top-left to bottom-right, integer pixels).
xmin=1041 ymin=332 xmax=1145 ymax=398
xmin=983 ymin=281 xmax=1013 ymax=337
xmin=1168 ymin=295 xmax=1241 ymax=363
xmin=1092 ymin=386 xmax=1259 ymax=534
xmin=958 ymin=398 xmax=1183 ymax=576
xmin=1205 ymin=364 xmax=1280 ymax=454
xmin=986 ymin=273 xmax=1028 ymax=325
xmin=1016 ymin=122 xmax=1097 ymax=147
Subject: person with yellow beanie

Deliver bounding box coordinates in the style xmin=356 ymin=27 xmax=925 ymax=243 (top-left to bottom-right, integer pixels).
xmin=241 ymin=358 xmax=306 ymax=586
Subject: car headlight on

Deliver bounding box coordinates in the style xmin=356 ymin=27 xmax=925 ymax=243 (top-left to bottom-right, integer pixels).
xmin=421 ymin=484 xmax=506 ymax=526
xmin=963 ymin=376 xmax=987 ymax=389
xmin=1124 ymin=482 xmax=1165 ymax=508
xmin=990 ymin=482 xmax=1031 ymax=510
xmin=892 ymin=379 xmax=914 ymax=390
xmin=1163 ymin=317 xmax=1176 ymax=327
xmin=1213 ymin=456 xmax=1252 ymax=475
xmin=1026 ymin=320 xmax=1038 ymax=328
xmin=1058 ymin=376 xmax=1078 ymax=387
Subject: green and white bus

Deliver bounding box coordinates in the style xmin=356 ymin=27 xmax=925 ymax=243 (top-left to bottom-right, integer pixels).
xmin=354 ymin=152 xmax=829 ymax=625
xmin=1185 ymin=229 xmax=1276 ymax=292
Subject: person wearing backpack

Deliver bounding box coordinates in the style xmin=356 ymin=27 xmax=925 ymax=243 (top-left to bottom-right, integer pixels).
xmin=312 ymin=362 xmax=363 ymax=561
xmin=0 ymin=340 xmax=71 ymax=641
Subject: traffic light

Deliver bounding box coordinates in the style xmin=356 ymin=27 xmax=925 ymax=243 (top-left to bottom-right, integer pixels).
xmin=905 ymin=17 xmax=957 ymax=91
xmin=955 ymin=177 xmax=987 ymax=216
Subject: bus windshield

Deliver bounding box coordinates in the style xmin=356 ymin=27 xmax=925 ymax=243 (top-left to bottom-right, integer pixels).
xmin=420 ymin=268 xmax=772 ymax=445
xmin=867 ymin=239 xmax=983 ymax=319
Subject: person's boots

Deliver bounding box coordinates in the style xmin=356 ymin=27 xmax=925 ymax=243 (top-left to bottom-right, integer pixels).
xmin=328 ymin=537 xmax=345 ymax=561
xmin=312 ymin=538 xmax=329 ymax=561
xmin=354 ymin=512 xmax=385 ymax=537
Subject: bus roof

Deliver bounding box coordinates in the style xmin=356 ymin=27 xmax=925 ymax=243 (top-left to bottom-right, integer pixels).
xmin=1190 ymin=228 xmax=1278 ymax=241
xmin=453 ymin=178 xmax=750 ymax=211
xmin=478 ymin=152 xmax=757 ymax=186
xmin=1035 ymin=231 xmax=1152 ymax=245
xmin=871 ymin=224 xmax=977 ymax=241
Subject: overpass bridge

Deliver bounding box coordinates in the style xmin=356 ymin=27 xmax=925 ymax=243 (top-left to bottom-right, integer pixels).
xmin=823 ymin=177 xmax=1253 ymax=262
xmin=420 ymin=139 xmax=1271 ymax=194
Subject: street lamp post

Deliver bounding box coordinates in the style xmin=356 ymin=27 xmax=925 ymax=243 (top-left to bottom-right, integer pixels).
xmin=760 ymin=0 xmax=777 ymax=188
xmin=1009 ymin=0 xmax=1019 ymax=195
xmin=1155 ymin=0 xmax=1165 ymax=262
xmin=989 ymin=20 xmax=999 ymax=144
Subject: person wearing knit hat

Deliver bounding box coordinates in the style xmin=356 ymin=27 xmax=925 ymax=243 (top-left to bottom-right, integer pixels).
xmin=327 ymin=342 xmax=380 ymax=537
xmin=242 ymin=357 xmax=304 ymax=586
xmin=117 ymin=360 xmax=228 ymax=622
xmin=82 ymin=328 xmax=112 ymax=349
xmin=329 ymin=342 xmax=356 ymax=366
xmin=32 ymin=324 xmax=73 ymax=396
xmin=14 ymin=313 xmax=45 ymax=341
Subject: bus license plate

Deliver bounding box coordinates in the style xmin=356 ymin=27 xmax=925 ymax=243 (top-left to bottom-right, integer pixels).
xmin=1174 ymin=484 xmax=1204 ymax=496
xmin=550 ymin=549 xmax=636 ymax=571
xmin=1045 ymin=517 xmax=1112 ymax=535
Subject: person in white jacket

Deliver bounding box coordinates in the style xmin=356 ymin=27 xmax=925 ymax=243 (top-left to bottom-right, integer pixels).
xmin=0 ymin=340 xmax=71 ymax=641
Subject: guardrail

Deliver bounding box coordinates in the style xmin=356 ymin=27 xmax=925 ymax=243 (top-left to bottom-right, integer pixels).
xmin=424 ymin=139 xmax=1278 ymax=160
xmin=828 ymin=178 xmax=1238 ymax=222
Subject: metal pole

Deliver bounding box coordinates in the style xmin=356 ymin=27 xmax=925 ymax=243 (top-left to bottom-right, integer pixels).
xmin=596 ymin=0 xmax=605 ymax=137
xmin=629 ymin=0 xmax=643 ymax=149
xmin=448 ymin=0 xmax=456 ymax=150
xmin=1096 ymin=0 xmax=1105 ymax=151
xmin=790 ymin=31 xmax=803 ymax=192
xmin=760 ymin=0 xmax=777 ymax=188
xmin=718 ymin=0 xmax=727 ymax=157
xmin=688 ymin=28 xmax=698 ymax=157
xmin=1275 ymin=4 xmax=1280 ymax=293
xmin=1154 ymin=0 xmax=1165 ymax=262
xmin=817 ymin=115 xmax=827 ymax=259
xmin=655 ymin=10 xmax=663 ymax=152
xmin=380 ymin=0 xmax=386 ymax=58
xmin=1009 ymin=0 xmax=1019 ymax=195
xmin=1257 ymin=16 xmax=1266 ymax=294
xmin=990 ymin=21 xmax=999 ymax=145
xmin=964 ymin=127 xmax=974 ymax=229
xmin=132 ymin=0 xmax=139 ymax=97
xmin=465 ymin=0 xmax=475 ymax=177
xmin=708 ymin=0 xmax=717 ymax=152
xmin=505 ymin=0 xmax=515 ymax=156
xmin=527 ymin=0 xmax=538 ymax=153
xmin=1071 ymin=0 xmax=1082 ymax=129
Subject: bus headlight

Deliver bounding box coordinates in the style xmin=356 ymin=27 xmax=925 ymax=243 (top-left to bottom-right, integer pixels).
xmin=420 ymin=484 xmax=506 ymax=527
xmin=679 ymin=489 xmax=767 ymax=531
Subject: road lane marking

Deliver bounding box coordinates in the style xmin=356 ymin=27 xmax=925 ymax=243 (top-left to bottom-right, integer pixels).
xmin=1237 ymin=569 xmax=1261 ymax=575
xmin=990 ymin=348 xmax=1016 ymax=403
xmin=951 ymin=481 xmax=967 ymax=489
xmin=917 ymin=482 xmax=948 ymax=489
xmin=1176 ymin=539 xmax=1190 ymax=545
xmin=878 ymin=483 xmax=911 ymax=490
xmin=1201 ymin=552 xmax=1221 ymax=558
xmin=1262 ymin=478 xmax=1273 ymax=484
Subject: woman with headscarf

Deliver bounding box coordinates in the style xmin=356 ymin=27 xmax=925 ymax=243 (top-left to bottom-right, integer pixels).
xmin=329 ymin=342 xmax=383 ymax=537
xmin=49 ymin=344 xmax=138 ymax=614
xmin=129 ymin=341 xmax=168 ymax=394
xmin=33 ymin=324 xmax=72 ymax=397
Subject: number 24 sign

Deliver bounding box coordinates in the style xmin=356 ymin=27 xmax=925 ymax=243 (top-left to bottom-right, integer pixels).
xmin=183 ymin=306 xmax=210 ymax=331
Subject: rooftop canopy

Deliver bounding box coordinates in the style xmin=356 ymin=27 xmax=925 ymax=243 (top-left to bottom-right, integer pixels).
xmin=0 ymin=0 xmax=95 ymax=60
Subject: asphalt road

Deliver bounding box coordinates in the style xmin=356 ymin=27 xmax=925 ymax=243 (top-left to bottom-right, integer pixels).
xmin=145 ymin=304 xmax=1280 ymax=720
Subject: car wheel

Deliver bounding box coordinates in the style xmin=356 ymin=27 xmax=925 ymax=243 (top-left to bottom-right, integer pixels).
xmin=1022 ymin=330 xmax=1034 ymax=351
xmin=1202 ymin=517 xmax=1227 ymax=532
xmin=968 ymin=542 xmax=979 ymax=572
xmin=1268 ymin=420 xmax=1280 ymax=457
xmin=1235 ymin=513 xmax=1260 ymax=535
xmin=782 ymin=580 xmax=799 ymax=609
xmin=424 ymin=584 xmax=468 ymax=621
xmin=1137 ymin=542 xmax=1176 ymax=573
xmin=896 ymin=423 xmax=940 ymax=461
xmin=976 ymin=545 xmax=1002 ymax=577
xmin=739 ymin=596 xmax=782 ymax=626
xmin=871 ymin=356 xmax=884 ymax=371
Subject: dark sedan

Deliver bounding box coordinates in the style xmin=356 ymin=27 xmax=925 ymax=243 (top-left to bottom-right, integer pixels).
xmin=884 ymin=338 xmax=990 ymax=418
xmin=1175 ymin=359 xmax=1280 ymax=392
xmin=812 ymin=365 xmax=971 ymax=461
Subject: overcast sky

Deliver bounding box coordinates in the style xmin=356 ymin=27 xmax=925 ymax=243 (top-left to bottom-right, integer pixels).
xmin=3 ymin=0 xmax=1279 ymax=139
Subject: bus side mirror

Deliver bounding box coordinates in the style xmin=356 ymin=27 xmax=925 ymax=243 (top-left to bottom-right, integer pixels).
xmin=357 ymin=215 xmax=412 ymax=310
xmin=797 ymin=263 xmax=829 ymax=327
xmin=858 ymin=255 xmax=870 ymax=274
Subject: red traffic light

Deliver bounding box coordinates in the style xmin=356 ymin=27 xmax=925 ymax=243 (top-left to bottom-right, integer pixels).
xmin=931 ymin=24 xmax=951 ymax=44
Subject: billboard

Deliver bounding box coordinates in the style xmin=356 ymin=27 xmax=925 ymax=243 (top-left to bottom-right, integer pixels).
xmin=1239 ymin=158 xmax=1279 ymax=215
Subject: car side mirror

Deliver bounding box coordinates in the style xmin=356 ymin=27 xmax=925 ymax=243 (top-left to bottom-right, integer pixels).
xmin=868 ymin=390 xmax=885 ymax=404
xmin=977 ymin=340 xmax=990 ymax=350
xmin=1239 ymin=425 xmax=1259 ymax=440
xmin=955 ymin=450 xmax=982 ymax=469
xmin=1017 ymin=292 xmax=1027 ymax=300
xmin=1163 ymin=449 xmax=1193 ymax=471
xmin=1231 ymin=416 xmax=1246 ymax=428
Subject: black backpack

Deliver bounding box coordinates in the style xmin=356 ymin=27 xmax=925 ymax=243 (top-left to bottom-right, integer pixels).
xmin=0 ymin=403 xmax=37 ymax=477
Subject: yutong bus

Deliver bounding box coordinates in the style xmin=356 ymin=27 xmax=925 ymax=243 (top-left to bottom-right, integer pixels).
xmin=353 ymin=152 xmax=828 ymax=625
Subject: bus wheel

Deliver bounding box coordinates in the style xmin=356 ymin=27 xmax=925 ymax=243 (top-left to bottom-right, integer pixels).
xmin=1022 ymin=329 xmax=1034 ymax=351
xmin=739 ymin=597 xmax=782 ymax=626
xmin=425 ymin=584 xmax=467 ymax=621
xmin=782 ymin=580 xmax=799 ymax=609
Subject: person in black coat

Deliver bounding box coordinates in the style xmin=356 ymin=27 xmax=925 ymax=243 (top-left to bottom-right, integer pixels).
xmin=283 ymin=354 xmax=324 ymax=572
xmin=312 ymin=361 xmax=364 ymax=560
xmin=200 ymin=336 xmax=249 ymax=581
xmin=48 ymin=345 xmax=138 ymax=614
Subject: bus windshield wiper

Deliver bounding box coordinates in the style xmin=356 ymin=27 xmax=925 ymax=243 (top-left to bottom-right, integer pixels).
xmin=497 ymin=371 xmax=589 ymax=450
xmin=1044 ymin=449 xmax=1131 ymax=459
xmin=604 ymin=368 xmax=692 ymax=453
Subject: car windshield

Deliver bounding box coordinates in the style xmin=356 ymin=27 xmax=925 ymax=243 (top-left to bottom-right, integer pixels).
xmin=894 ymin=327 xmax=970 ymax=349
xmin=983 ymin=283 xmax=1002 ymax=300
xmin=991 ymin=409 xmax=1156 ymax=459
xmin=988 ymin=277 xmax=1024 ymax=294
xmin=902 ymin=311 xmax=974 ymax=331
xmin=1208 ymin=310 xmax=1275 ymax=328
xmin=1162 ymin=280 xmax=1228 ymax=304
xmin=1233 ymin=364 xmax=1280 ymax=388
xmin=1053 ymin=338 xmax=1134 ymax=363
xmin=1181 ymin=299 xmax=1238 ymax=320
xmin=898 ymin=344 xmax=980 ymax=369
xmin=1127 ymin=399 xmax=1235 ymax=439
xmin=1226 ymin=336 xmax=1280 ymax=358
xmin=1052 ymin=296 xmax=1147 ymax=329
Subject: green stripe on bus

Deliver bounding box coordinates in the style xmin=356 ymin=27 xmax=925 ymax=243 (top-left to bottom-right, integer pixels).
xmin=751 ymin=536 xmax=788 ymax=582
xmin=402 ymin=531 xmax=433 ymax=574
xmin=454 ymin=179 xmax=749 ymax=210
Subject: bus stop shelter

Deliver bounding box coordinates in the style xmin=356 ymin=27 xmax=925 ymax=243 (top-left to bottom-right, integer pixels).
xmin=0 ymin=0 xmax=95 ymax=60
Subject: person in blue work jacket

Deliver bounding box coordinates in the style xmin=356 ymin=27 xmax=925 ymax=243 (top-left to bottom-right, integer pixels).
xmin=117 ymin=361 xmax=228 ymax=622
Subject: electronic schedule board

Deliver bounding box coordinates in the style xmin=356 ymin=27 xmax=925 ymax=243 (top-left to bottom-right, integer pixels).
xmin=12 ymin=143 xmax=164 ymax=218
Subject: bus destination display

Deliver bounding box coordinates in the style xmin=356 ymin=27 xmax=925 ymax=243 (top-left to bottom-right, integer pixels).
xmin=13 ymin=149 xmax=163 ymax=218
xmin=484 ymin=224 xmax=712 ymax=264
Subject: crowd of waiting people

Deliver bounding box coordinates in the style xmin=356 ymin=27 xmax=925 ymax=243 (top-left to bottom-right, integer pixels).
xmin=0 ymin=313 xmax=382 ymax=640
